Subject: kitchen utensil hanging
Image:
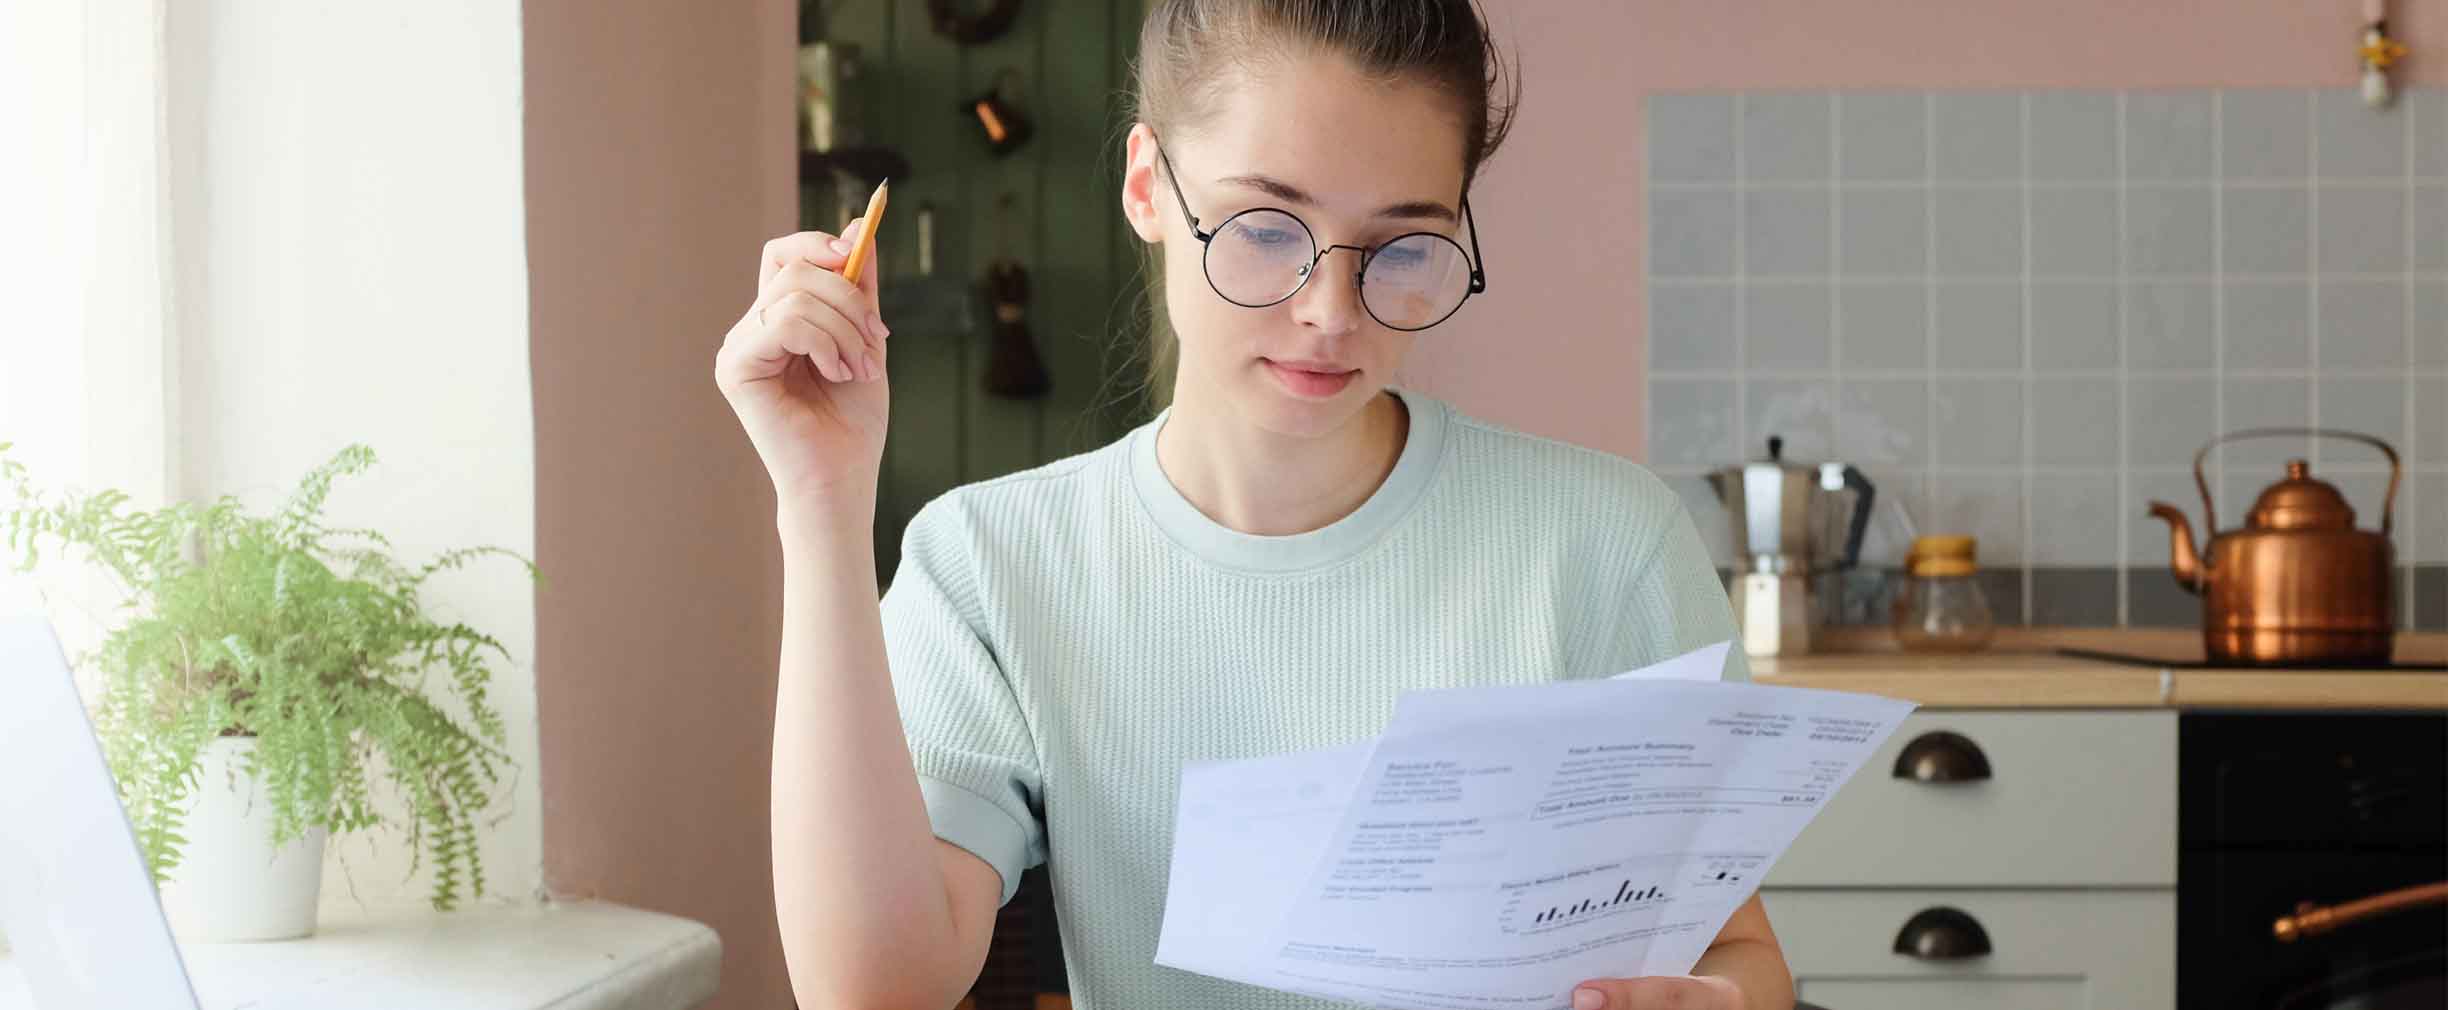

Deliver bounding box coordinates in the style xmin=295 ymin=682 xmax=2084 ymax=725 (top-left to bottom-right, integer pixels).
xmin=964 ymin=68 xmax=1034 ymax=157
xmin=981 ymin=193 xmax=1050 ymax=400
xmin=877 ymin=201 xmax=981 ymax=341
xmin=928 ymin=0 xmax=1023 ymax=46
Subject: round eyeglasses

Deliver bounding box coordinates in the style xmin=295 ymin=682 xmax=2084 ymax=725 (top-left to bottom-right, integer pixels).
xmin=1157 ymin=145 xmax=1487 ymax=332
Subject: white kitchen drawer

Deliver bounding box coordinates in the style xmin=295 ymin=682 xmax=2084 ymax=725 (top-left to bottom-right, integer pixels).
xmin=1767 ymin=710 xmax=2175 ymax=887
xmin=1765 ymin=888 xmax=2174 ymax=1010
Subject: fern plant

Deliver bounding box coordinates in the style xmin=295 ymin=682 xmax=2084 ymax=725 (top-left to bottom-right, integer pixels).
xmin=0 ymin=443 xmax=537 ymax=910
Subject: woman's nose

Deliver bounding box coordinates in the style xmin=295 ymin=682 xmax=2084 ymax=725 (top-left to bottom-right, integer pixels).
xmin=1289 ymin=247 xmax=1366 ymax=335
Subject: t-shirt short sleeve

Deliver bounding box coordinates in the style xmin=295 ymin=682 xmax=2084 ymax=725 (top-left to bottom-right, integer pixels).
xmin=878 ymin=500 xmax=1048 ymax=906
xmin=1629 ymin=478 xmax=1754 ymax=684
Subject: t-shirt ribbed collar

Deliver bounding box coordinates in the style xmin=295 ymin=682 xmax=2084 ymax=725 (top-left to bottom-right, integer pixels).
xmin=1128 ymin=387 xmax=1449 ymax=575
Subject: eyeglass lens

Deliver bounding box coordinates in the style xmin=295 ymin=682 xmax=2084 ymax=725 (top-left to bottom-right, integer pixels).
xmin=1204 ymin=209 xmax=1475 ymax=330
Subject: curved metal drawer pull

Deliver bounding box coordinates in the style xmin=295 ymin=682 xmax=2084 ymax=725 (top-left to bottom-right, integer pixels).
xmin=1892 ymin=730 xmax=1992 ymax=783
xmin=1892 ymin=906 xmax=1994 ymax=960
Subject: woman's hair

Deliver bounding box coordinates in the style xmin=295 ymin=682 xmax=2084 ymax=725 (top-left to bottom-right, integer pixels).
xmin=1105 ymin=0 xmax=1519 ymax=415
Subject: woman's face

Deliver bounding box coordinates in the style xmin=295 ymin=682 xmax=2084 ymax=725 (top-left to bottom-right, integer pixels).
xmin=1124 ymin=54 xmax=1471 ymax=439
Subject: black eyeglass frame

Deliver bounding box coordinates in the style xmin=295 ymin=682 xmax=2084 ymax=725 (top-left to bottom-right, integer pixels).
xmin=1154 ymin=143 xmax=1488 ymax=332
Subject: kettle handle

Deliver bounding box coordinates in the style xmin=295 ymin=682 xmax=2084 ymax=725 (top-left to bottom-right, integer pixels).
xmin=2191 ymin=428 xmax=2400 ymax=537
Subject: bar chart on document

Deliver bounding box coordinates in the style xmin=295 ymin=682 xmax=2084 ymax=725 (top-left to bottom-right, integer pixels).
xmin=1494 ymin=852 xmax=1766 ymax=936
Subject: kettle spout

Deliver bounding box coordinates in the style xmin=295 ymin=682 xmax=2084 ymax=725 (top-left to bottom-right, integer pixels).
xmin=2146 ymin=501 xmax=2205 ymax=593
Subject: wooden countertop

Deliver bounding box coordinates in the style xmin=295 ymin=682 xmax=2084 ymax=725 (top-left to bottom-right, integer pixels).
xmin=1750 ymin=629 xmax=2448 ymax=710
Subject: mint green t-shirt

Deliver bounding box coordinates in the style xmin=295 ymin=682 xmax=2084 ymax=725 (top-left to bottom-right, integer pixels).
xmin=880 ymin=388 xmax=1746 ymax=1010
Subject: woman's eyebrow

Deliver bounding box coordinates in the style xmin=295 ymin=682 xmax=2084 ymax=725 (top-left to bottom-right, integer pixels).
xmin=1215 ymin=173 xmax=1457 ymax=223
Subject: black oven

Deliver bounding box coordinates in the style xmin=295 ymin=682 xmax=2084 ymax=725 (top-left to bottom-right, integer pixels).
xmin=2180 ymin=712 xmax=2447 ymax=1010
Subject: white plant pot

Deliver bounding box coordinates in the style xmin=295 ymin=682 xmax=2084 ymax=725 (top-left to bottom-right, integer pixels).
xmin=156 ymin=736 xmax=327 ymax=942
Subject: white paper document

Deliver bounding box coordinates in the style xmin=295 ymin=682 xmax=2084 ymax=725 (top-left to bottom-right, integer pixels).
xmin=1154 ymin=642 xmax=1915 ymax=1009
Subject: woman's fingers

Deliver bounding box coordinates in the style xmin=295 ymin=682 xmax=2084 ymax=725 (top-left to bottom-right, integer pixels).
xmin=758 ymin=219 xmax=877 ymax=301
xmin=1569 ymin=975 xmax=1743 ymax=1010
xmin=742 ymin=223 xmax=890 ymax=384
xmin=718 ymin=307 xmax=831 ymax=390
xmin=757 ymin=291 xmax=867 ymax=381
xmin=766 ymin=258 xmax=884 ymax=344
xmin=759 ymin=225 xmax=853 ymax=289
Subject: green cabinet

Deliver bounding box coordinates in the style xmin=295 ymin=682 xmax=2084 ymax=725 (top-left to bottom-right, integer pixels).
xmin=805 ymin=0 xmax=1151 ymax=586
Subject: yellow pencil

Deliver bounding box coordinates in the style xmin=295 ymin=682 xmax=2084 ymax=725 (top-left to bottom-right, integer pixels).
xmin=841 ymin=179 xmax=890 ymax=286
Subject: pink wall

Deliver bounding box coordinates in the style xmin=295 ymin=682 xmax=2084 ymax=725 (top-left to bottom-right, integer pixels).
xmin=524 ymin=2 xmax=796 ymax=1009
xmin=1409 ymin=0 xmax=2448 ymax=460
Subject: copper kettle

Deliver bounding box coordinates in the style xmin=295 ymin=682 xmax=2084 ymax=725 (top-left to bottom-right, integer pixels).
xmin=2145 ymin=428 xmax=2400 ymax=667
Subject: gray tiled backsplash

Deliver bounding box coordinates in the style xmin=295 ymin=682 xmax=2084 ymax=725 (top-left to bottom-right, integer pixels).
xmin=1649 ymin=286 xmax=1737 ymax=370
xmin=1933 ymin=93 xmax=2021 ymax=181
xmin=2126 ymin=281 xmax=2217 ymax=368
xmin=1744 ymin=190 xmax=1832 ymax=274
xmin=1803 ymin=564 xmax=2443 ymax=633
xmin=1839 ymin=282 xmax=1929 ymax=367
xmin=1933 ymin=282 xmax=2022 ymax=368
xmin=2029 ymin=282 xmax=2120 ymax=368
xmin=2030 ymin=187 xmax=2119 ymax=275
xmin=2419 ymin=472 xmax=2448 ymax=551
xmin=2317 ymin=88 xmax=2407 ymax=179
xmin=1835 ymin=379 xmax=1929 ymax=465
xmin=2416 ymin=186 xmax=2448 ymax=269
xmin=2124 ymin=187 xmax=2215 ymax=275
xmin=2421 ymin=378 xmax=2448 ymax=460
xmin=2125 ymin=92 xmax=2214 ymax=180
xmin=2221 ymin=280 xmax=2311 ymax=367
xmin=1839 ymin=189 xmax=1926 ymax=274
xmin=1742 ymin=94 xmax=1831 ymax=181
xmin=1930 ymin=472 xmax=2027 ymax=565
xmin=1839 ymin=93 xmax=1927 ymax=182
xmin=1646 ymin=86 xmax=2447 ymax=627
xmin=2416 ymin=569 xmax=2448 ymax=630
xmin=1648 ymin=93 xmax=1735 ymax=183
xmin=2319 ymin=187 xmax=2407 ymax=273
xmin=1933 ymin=378 xmax=2022 ymax=464
xmin=1935 ymin=188 xmax=2023 ymax=275
xmin=2332 ymin=466 xmax=2400 ymax=530
xmin=2127 ymin=376 xmax=2217 ymax=465
xmin=2317 ymin=281 xmax=2407 ymax=368
xmin=2028 ymin=92 xmax=2119 ymax=182
xmin=1746 ymin=379 xmax=1836 ymax=461
xmin=2027 ymin=470 xmax=2122 ymax=566
xmin=2420 ymin=285 xmax=2448 ymax=368
xmin=2030 ymin=378 xmax=2120 ymax=464
xmin=2319 ymin=376 xmax=2408 ymax=454
xmin=2222 ymin=187 xmax=2311 ymax=273
xmin=1647 ymin=379 xmax=1736 ymax=465
xmin=2031 ymin=568 xmax=2120 ymax=626
xmin=1743 ymin=283 xmax=1833 ymax=369
xmin=1648 ymin=190 xmax=1735 ymax=276
xmin=2417 ymin=91 xmax=2448 ymax=177
xmin=2213 ymin=376 xmax=2309 ymax=463
xmin=2128 ymin=569 xmax=2204 ymax=627
xmin=2221 ymin=90 xmax=2312 ymax=180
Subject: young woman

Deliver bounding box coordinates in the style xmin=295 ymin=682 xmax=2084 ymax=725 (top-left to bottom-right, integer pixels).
xmin=718 ymin=3 xmax=1793 ymax=1008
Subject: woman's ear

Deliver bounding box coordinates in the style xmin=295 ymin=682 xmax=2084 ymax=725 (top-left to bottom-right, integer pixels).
xmin=1120 ymin=123 xmax=1167 ymax=245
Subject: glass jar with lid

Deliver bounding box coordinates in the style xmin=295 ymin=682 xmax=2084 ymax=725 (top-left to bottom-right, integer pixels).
xmin=1892 ymin=535 xmax=1995 ymax=652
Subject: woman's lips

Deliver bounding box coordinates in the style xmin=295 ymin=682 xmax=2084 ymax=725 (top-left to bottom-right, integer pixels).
xmin=1264 ymin=358 xmax=1357 ymax=398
